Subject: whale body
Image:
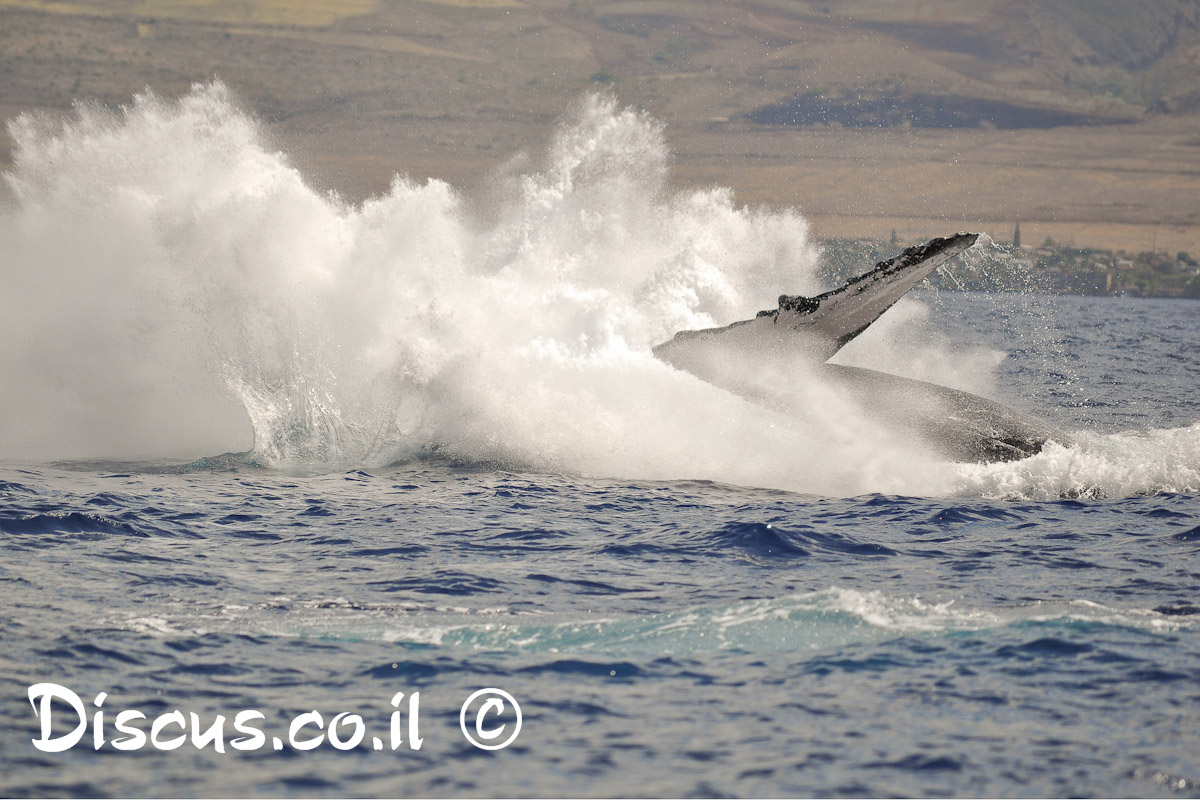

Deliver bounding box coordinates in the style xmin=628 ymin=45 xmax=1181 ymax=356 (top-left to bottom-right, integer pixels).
xmin=653 ymin=233 xmax=1071 ymax=463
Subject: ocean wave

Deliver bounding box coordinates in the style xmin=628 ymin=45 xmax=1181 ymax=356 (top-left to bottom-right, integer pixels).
xmin=108 ymin=588 xmax=1195 ymax=656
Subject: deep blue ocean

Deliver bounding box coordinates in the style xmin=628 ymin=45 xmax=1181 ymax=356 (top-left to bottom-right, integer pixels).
xmin=2 ymin=87 xmax=1199 ymax=797
xmin=3 ymin=291 xmax=1199 ymax=798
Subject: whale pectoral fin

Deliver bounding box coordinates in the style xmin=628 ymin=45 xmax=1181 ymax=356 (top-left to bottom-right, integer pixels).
xmin=653 ymin=233 xmax=980 ymax=374
xmin=766 ymin=232 xmax=980 ymax=355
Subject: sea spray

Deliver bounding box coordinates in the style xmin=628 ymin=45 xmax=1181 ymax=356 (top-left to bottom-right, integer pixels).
xmin=4 ymin=83 xmax=1198 ymax=498
xmin=0 ymin=85 xmax=905 ymax=490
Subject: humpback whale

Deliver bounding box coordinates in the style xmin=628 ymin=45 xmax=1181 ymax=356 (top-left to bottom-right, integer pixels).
xmin=654 ymin=233 xmax=1071 ymax=463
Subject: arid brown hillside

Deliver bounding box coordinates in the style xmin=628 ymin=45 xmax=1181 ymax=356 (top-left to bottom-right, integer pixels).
xmin=2 ymin=0 xmax=1200 ymax=253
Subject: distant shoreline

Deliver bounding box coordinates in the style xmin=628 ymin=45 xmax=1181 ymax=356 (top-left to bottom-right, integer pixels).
xmin=820 ymin=236 xmax=1200 ymax=300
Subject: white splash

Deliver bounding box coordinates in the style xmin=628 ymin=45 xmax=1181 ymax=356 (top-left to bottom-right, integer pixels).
xmin=2 ymin=83 xmax=1198 ymax=499
xmin=953 ymin=425 xmax=1200 ymax=500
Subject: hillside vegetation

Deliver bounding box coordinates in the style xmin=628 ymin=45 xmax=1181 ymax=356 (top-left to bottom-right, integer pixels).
xmin=2 ymin=0 xmax=1199 ymax=253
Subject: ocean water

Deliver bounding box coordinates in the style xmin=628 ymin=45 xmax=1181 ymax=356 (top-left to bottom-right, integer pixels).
xmin=2 ymin=85 xmax=1200 ymax=798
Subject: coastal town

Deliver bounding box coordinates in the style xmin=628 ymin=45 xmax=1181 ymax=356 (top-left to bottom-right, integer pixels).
xmin=1007 ymin=240 xmax=1200 ymax=298
xmin=822 ymin=228 xmax=1200 ymax=299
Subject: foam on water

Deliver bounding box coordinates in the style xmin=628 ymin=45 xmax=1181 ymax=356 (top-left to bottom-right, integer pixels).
xmin=953 ymin=425 xmax=1200 ymax=500
xmin=107 ymin=588 xmax=1194 ymax=657
xmin=2 ymin=82 xmax=1199 ymax=499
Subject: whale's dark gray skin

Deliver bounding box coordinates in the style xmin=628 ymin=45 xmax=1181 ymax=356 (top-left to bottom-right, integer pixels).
xmin=820 ymin=364 xmax=1069 ymax=464
xmin=653 ymin=233 xmax=1072 ymax=464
